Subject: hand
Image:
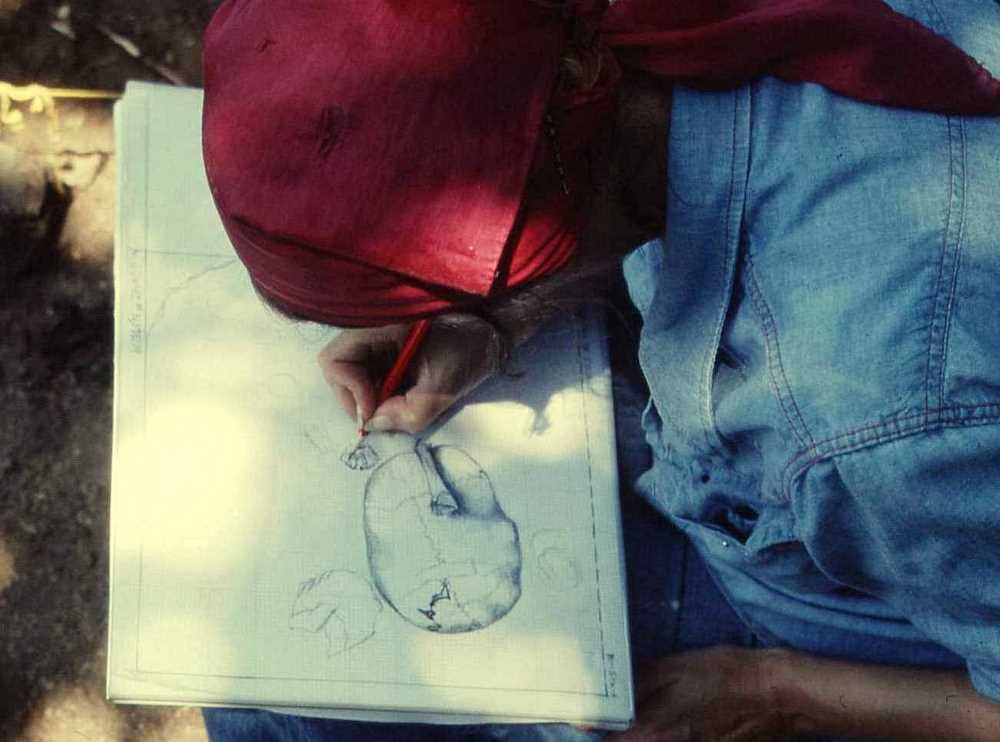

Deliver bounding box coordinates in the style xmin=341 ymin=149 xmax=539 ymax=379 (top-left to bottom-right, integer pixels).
xmin=317 ymin=313 xmax=504 ymax=434
xmin=610 ymin=647 xmax=805 ymax=742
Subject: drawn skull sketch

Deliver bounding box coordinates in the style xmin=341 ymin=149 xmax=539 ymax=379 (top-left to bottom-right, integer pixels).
xmin=361 ymin=437 xmax=522 ymax=633
xmin=293 ymin=433 xmax=522 ymax=649
xmin=289 ymin=569 xmax=383 ymax=656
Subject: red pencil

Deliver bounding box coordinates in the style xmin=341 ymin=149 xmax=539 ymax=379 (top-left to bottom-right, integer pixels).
xmin=359 ymin=318 xmax=433 ymax=435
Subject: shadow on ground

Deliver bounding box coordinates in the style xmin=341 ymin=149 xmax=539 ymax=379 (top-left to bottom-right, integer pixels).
xmin=1 ymin=1 xmax=220 ymax=739
xmin=0 ymin=138 xmax=209 ymax=742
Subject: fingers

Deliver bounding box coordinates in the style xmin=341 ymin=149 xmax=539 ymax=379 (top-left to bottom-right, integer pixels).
xmin=635 ymin=647 xmax=745 ymax=702
xmin=317 ymin=314 xmax=503 ymax=434
xmin=334 ymin=385 xmax=364 ymax=426
xmin=317 ymin=325 xmax=409 ymax=424
xmin=322 ymin=354 xmax=378 ymax=423
xmin=374 ymin=314 xmax=500 ymax=432
xmin=366 ymin=389 xmax=457 ymax=435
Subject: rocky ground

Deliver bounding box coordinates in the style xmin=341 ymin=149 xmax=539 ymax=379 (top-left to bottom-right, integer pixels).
xmin=1 ymin=1 xmax=219 ymax=739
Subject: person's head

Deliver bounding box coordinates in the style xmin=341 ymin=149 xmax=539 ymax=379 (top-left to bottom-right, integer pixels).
xmin=203 ymin=0 xmax=664 ymax=334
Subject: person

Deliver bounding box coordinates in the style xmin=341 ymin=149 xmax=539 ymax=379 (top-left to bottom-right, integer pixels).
xmin=199 ymin=0 xmax=1000 ymax=739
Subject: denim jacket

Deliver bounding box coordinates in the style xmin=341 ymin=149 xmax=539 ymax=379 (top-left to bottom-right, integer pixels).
xmin=623 ymin=0 xmax=1000 ymax=701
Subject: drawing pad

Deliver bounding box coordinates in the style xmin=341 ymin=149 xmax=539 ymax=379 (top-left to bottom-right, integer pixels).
xmin=109 ymin=82 xmax=633 ymax=730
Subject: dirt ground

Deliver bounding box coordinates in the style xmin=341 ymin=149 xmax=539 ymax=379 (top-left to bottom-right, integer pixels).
xmin=1 ymin=1 xmax=221 ymax=739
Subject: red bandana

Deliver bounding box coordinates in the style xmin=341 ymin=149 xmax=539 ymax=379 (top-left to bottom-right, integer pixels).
xmin=202 ymin=0 xmax=999 ymax=326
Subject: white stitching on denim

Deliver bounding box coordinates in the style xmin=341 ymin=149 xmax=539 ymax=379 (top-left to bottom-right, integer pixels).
xmin=917 ymin=0 xmax=966 ymax=419
xmin=782 ymin=402 xmax=1000 ymax=493
xmin=701 ymin=88 xmax=750 ymax=453
xmin=937 ymin=117 xmax=968 ymax=412
xmin=743 ymin=252 xmax=817 ymax=453
xmin=923 ymin=112 xmax=965 ymax=420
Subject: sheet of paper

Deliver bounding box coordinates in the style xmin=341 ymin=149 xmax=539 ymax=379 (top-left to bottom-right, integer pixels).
xmin=109 ymin=82 xmax=632 ymax=729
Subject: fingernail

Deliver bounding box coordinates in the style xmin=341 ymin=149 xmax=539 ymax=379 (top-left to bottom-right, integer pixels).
xmin=365 ymin=416 xmax=392 ymax=433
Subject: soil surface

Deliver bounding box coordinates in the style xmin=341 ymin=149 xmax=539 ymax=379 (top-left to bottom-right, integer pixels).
xmin=1 ymin=2 xmax=220 ymax=739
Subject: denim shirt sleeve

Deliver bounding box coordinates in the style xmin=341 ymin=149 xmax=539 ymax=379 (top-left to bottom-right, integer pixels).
xmin=793 ymin=421 xmax=1000 ymax=701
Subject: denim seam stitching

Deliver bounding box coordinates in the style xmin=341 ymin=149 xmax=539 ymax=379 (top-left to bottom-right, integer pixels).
xmin=918 ymin=0 xmax=962 ymax=420
xmin=937 ymin=117 xmax=967 ymax=411
xmin=743 ymin=253 xmax=816 ymax=452
xmin=922 ymin=111 xmax=965 ymax=420
xmin=700 ymin=89 xmax=747 ymax=452
xmin=923 ymin=114 xmax=952 ymax=416
xmin=782 ymin=402 xmax=1000 ymax=491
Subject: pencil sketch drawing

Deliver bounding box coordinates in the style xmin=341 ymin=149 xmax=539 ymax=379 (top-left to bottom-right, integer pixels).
xmin=363 ymin=438 xmax=522 ymax=633
xmin=293 ymin=433 xmax=522 ymax=649
xmin=289 ymin=569 xmax=383 ymax=657
xmin=531 ymin=529 xmax=583 ymax=592
xmin=341 ymin=436 xmax=380 ymax=471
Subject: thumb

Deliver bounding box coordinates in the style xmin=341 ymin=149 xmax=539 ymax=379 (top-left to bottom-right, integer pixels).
xmin=365 ymin=388 xmax=457 ymax=435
